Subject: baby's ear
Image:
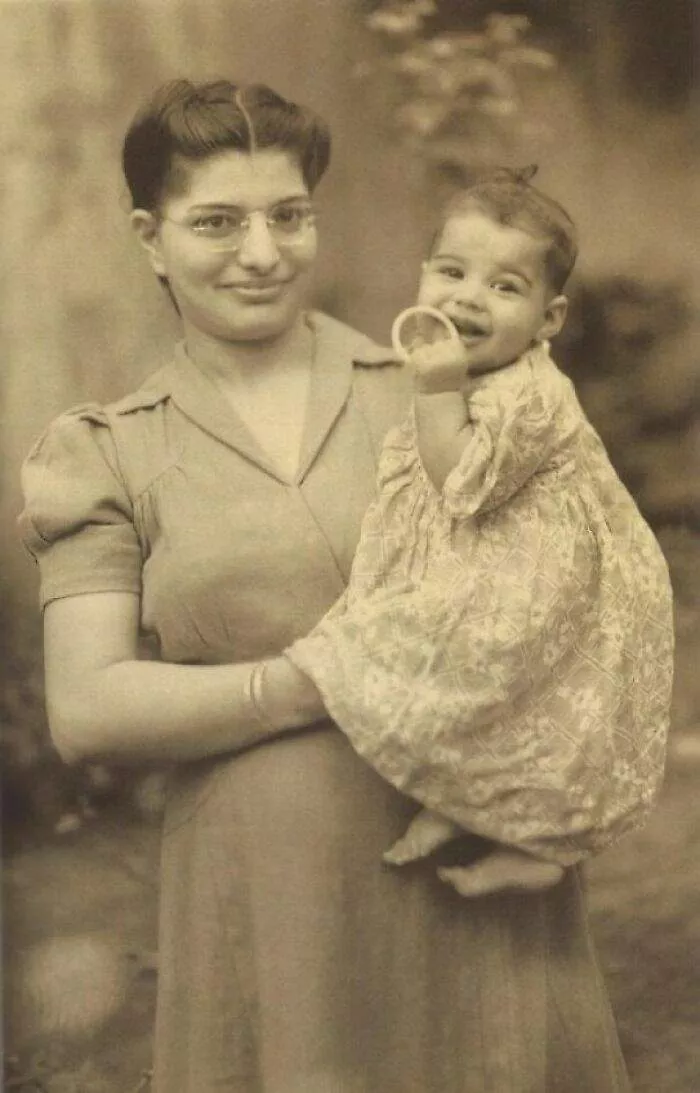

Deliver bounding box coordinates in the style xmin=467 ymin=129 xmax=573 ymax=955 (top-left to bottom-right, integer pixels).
xmin=537 ymin=295 xmax=568 ymax=342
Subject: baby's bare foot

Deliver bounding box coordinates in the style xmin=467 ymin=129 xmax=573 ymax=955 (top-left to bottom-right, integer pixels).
xmin=438 ymin=849 xmax=564 ymax=898
xmin=383 ymin=809 xmax=462 ymax=865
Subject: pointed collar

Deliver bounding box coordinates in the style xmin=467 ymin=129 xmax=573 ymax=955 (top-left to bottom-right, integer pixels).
xmin=129 ymin=311 xmax=401 ymax=485
xmin=297 ymin=312 xmax=400 ymax=482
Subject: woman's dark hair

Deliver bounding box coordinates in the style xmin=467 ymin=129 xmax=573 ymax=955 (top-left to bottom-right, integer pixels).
xmin=436 ymin=166 xmax=578 ymax=293
xmin=122 ymin=78 xmax=332 ymax=210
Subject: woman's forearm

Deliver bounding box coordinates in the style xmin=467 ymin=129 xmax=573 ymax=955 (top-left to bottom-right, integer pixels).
xmin=414 ymin=391 xmax=472 ymax=490
xmin=48 ymin=655 xmax=326 ymax=765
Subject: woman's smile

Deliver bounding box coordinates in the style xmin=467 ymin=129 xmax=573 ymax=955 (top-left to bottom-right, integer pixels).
xmin=219 ymin=279 xmax=292 ymax=303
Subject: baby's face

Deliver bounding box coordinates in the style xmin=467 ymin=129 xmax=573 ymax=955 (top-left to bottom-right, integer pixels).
xmin=417 ymin=210 xmax=567 ymax=375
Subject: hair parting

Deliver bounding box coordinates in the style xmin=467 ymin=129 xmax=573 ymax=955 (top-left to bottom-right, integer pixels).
xmin=122 ymin=78 xmax=331 ymax=212
xmin=233 ymin=86 xmax=258 ymax=156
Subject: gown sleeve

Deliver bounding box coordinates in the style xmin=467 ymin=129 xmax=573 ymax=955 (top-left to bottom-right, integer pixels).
xmin=440 ymin=344 xmax=578 ymax=519
xmin=18 ymin=406 xmax=142 ymax=607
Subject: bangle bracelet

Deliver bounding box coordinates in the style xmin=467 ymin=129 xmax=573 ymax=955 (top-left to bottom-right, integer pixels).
xmin=245 ymin=661 xmax=277 ymax=732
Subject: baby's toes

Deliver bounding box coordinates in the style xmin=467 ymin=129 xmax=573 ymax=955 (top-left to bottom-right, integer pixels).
xmin=382 ymin=831 xmax=425 ymax=865
xmin=438 ymin=854 xmax=565 ymax=898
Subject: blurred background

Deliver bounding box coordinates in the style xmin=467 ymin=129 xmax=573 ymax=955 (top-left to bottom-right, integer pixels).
xmin=2 ymin=1 xmax=698 ymax=1090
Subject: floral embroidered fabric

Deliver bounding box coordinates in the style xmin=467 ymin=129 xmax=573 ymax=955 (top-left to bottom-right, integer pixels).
xmin=288 ymin=344 xmax=675 ymax=864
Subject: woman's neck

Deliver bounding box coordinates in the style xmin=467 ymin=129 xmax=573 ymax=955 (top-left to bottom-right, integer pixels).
xmin=182 ymin=313 xmax=314 ymax=392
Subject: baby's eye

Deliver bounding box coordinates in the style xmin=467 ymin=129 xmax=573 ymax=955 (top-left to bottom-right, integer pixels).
xmin=436 ymin=265 xmax=464 ymax=281
xmin=492 ymin=280 xmax=522 ymax=295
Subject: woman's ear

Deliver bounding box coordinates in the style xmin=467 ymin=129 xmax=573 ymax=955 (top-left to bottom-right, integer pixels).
xmin=536 ymin=295 xmax=568 ymax=342
xmin=130 ymin=210 xmax=167 ymax=277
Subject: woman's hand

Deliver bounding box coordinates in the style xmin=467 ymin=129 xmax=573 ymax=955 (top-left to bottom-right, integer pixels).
xmin=259 ymin=657 xmax=327 ymax=729
xmin=43 ymin=593 xmax=328 ymax=764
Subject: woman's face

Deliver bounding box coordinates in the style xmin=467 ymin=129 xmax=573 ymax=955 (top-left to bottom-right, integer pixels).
xmin=136 ymin=148 xmax=318 ymax=344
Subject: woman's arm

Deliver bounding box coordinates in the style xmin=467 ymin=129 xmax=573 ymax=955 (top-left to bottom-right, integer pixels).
xmin=44 ymin=592 xmax=325 ymax=764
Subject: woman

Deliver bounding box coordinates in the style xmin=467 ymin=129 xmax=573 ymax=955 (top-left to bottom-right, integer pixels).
xmin=20 ymin=79 xmax=631 ymax=1092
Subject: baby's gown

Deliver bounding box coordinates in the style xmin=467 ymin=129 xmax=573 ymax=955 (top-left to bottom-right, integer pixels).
xmin=288 ymin=344 xmax=674 ymax=864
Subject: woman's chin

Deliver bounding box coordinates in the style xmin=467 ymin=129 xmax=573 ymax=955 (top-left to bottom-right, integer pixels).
xmin=215 ymin=306 xmax=299 ymax=345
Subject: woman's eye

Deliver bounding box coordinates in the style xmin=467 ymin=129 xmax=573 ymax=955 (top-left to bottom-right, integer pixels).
xmin=192 ymin=214 xmax=239 ymax=237
xmin=272 ymin=207 xmax=302 ymax=230
xmin=270 ymin=203 xmax=313 ymax=233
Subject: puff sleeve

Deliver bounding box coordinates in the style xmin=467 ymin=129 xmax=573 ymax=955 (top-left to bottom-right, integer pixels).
xmin=18 ymin=406 xmax=142 ymax=607
xmin=441 ymin=344 xmax=579 ymax=519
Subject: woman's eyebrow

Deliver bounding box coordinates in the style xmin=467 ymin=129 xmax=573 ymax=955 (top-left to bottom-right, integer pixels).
xmin=183 ymin=203 xmax=244 ymax=216
xmin=187 ymin=194 xmax=310 ymax=212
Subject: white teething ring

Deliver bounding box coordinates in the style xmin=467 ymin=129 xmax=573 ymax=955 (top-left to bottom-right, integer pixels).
xmin=391 ymin=305 xmax=460 ymax=362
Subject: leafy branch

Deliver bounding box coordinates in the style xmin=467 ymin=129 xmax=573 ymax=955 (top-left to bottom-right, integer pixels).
xmin=358 ymin=1 xmax=557 ymax=181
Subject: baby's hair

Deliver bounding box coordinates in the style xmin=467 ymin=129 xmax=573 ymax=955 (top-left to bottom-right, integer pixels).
xmin=122 ymin=78 xmax=331 ymax=211
xmin=436 ymin=165 xmax=578 ymax=292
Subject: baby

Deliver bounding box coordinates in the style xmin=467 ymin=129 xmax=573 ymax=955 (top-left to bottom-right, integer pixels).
xmin=286 ymin=167 xmax=674 ymax=897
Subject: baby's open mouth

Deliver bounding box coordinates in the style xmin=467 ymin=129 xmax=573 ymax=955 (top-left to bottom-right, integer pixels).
xmin=454 ymin=319 xmax=489 ymax=339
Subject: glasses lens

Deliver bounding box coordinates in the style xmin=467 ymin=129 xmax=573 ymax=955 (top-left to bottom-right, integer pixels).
xmin=179 ymin=203 xmax=315 ymax=249
xmin=190 ymin=212 xmax=245 ymax=245
xmin=268 ymin=202 xmax=315 ymax=239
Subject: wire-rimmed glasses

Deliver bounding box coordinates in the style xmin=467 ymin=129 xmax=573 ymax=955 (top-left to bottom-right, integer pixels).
xmin=161 ymin=198 xmax=317 ymax=251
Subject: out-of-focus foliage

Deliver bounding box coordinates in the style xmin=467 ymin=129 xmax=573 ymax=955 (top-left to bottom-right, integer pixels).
xmin=1 ymin=584 xmax=50 ymax=806
xmin=358 ymin=1 xmax=556 ymax=181
xmin=557 ymin=275 xmax=700 ymax=734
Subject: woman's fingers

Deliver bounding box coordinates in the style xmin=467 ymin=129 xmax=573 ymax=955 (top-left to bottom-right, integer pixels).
xmin=438 ymin=852 xmax=565 ymax=898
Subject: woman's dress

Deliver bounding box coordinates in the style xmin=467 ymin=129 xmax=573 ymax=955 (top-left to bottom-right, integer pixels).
xmin=20 ymin=313 xmax=632 ymax=1092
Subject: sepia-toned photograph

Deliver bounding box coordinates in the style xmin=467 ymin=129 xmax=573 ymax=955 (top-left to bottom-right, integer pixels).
xmin=2 ymin=1 xmax=697 ymax=1090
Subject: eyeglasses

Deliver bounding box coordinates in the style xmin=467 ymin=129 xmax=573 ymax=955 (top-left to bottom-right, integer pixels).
xmin=162 ymin=199 xmax=317 ymax=251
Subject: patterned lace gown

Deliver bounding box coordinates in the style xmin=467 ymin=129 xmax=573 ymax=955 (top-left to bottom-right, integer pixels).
xmin=288 ymin=343 xmax=674 ymax=865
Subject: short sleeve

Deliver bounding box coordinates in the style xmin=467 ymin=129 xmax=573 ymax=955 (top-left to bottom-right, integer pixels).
xmin=18 ymin=406 xmax=142 ymax=607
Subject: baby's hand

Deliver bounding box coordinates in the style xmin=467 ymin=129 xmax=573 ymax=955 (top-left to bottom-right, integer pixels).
xmin=409 ymin=340 xmax=471 ymax=394
xmin=438 ymin=848 xmax=565 ymax=898
xmin=383 ymin=809 xmax=463 ymax=865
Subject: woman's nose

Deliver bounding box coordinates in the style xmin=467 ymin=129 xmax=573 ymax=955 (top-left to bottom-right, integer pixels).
xmin=235 ymin=212 xmax=280 ymax=271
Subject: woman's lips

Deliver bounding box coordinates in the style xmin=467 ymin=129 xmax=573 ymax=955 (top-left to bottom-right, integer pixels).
xmin=221 ymin=281 xmax=289 ymax=302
